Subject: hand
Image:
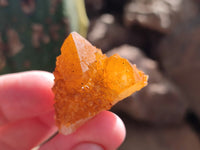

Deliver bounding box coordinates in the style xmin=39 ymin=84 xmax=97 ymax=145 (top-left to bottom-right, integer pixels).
xmin=0 ymin=71 xmax=126 ymax=150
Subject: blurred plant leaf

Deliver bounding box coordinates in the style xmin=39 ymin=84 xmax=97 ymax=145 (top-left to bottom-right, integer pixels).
xmin=0 ymin=0 xmax=89 ymax=75
xmin=0 ymin=0 xmax=68 ymax=74
xmin=63 ymin=0 xmax=89 ymax=37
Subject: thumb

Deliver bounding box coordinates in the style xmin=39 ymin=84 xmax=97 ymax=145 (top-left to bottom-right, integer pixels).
xmin=39 ymin=111 xmax=126 ymax=150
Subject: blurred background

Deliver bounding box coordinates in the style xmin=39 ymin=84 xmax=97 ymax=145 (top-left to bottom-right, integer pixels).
xmin=1 ymin=0 xmax=200 ymax=149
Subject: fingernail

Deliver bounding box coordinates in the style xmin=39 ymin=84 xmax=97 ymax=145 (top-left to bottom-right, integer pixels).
xmin=73 ymin=143 xmax=104 ymax=150
xmin=42 ymin=72 xmax=54 ymax=81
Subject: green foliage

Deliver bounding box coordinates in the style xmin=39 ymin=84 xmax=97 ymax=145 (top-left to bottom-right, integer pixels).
xmin=63 ymin=0 xmax=89 ymax=37
xmin=0 ymin=0 xmax=89 ymax=75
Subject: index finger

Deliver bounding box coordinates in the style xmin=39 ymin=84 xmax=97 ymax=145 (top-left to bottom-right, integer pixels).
xmin=0 ymin=71 xmax=55 ymax=126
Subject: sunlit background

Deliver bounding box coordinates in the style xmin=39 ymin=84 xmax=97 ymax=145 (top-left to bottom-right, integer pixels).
xmin=0 ymin=0 xmax=200 ymax=149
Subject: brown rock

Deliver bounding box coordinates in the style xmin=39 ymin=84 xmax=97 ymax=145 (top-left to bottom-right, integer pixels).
xmin=88 ymin=14 xmax=130 ymax=52
xmin=85 ymin=0 xmax=104 ymax=18
xmin=119 ymin=119 xmax=200 ymax=150
xmin=87 ymin=13 xmax=163 ymax=55
xmin=124 ymin=0 xmax=199 ymax=33
xmin=108 ymin=45 xmax=187 ymax=125
xmin=157 ymin=16 xmax=200 ymax=119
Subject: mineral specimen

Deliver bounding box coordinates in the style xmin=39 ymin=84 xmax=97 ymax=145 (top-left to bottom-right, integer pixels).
xmin=52 ymin=32 xmax=148 ymax=134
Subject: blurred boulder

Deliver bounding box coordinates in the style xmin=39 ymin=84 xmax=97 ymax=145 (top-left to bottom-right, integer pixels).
xmin=119 ymin=119 xmax=200 ymax=150
xmin=85 ymin=0 xmax=104 ymax=18
xmin=102 ymin=0 xmax=129 ymax=14
xmin=124 ymin=0 xmax=199 ymax=33
xmin=108 ymin=45 xmax=187 ymax=125
xmin=156 ymin=16 xmax=200 ymax=119
xmin=85 ymin=0 xmax=129 ymax=18
xmin=88 ymin=13 xmax=164 ymax=55
xmin=88 ymin=14 xmax=130 ymax=52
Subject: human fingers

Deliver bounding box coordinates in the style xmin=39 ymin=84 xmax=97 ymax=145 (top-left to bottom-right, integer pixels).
xmin=0 ymin=71 xmax=54 ymax=126
xmin=39 ymin=111 xmax=126 ymax=150
xmin=0 ymin=111 xmax=57 ymax=150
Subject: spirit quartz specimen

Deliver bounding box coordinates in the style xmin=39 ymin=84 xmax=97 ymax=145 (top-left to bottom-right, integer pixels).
xmin=52 ymin=32 xmax=148 ymax=134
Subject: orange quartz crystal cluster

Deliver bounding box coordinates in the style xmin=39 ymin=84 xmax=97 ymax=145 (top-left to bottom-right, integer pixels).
xmin=52 ymin=32 xmax=148 ymax=134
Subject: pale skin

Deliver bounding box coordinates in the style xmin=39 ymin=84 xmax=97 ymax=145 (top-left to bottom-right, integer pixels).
xmin=0 ymin=71 xmax=126 ymax=150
